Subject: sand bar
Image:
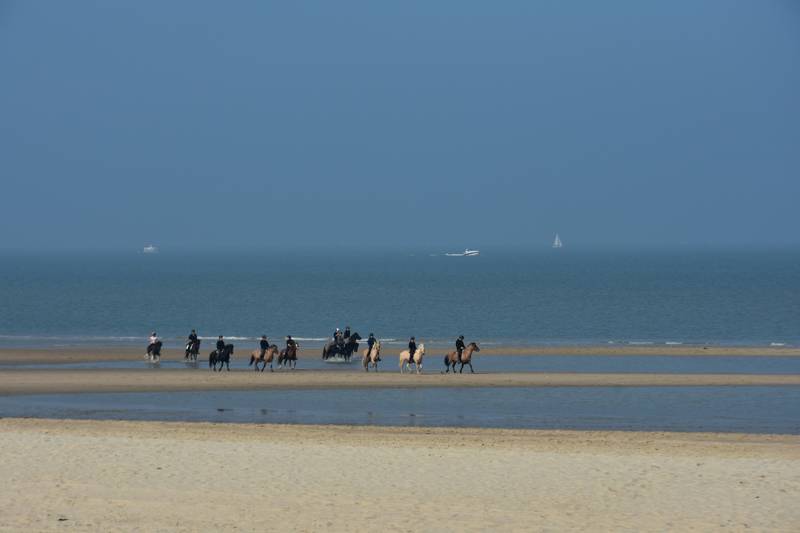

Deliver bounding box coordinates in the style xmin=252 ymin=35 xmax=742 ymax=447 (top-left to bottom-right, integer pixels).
xmin=1 ymin=369 xmax=799 ymax=396
xmin=1 ymin=344 xmax=798 ymax=365
xmin=0 ymin=418 xmax=798 ymax=531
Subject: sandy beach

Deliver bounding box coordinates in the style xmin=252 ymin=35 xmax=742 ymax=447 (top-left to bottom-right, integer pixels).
xmin=1 ymin=369 xmax=799 ymax=396
xmin=1 ymin=418 xmax=798 ymax=531
xmin=1 ymin=344 xmax=798 ymax=365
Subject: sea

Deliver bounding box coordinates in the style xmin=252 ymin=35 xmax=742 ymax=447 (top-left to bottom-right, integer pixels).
xmin=1 ymin=246 xmax=798 ymax=349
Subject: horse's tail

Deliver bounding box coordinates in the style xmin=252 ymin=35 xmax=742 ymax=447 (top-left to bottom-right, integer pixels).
xmin=444 ymin=355 xmax=449 ymax=367
xmin=249 ymin=354 xmax=255 ymax=366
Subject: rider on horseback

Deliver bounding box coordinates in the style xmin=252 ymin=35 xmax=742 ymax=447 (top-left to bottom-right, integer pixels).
xmin=259 ymin=335 xmax=269 ymax=358
xmin=216 ymin=335 xmax=225 ymax=355
xmin=186 ymin=329 xmax=199 ymax=359
xmin=408 ymin=336 xmax=417 ymax=364
xmin=455 ymin=335 xmax=466 ymax=363
xmin=147 ymin=332 xmax=159 ymax=356
xmin=286 ymin=335 xmax=297 ymax=352
xmin=367 ymin=333 xmax=378 ymax=361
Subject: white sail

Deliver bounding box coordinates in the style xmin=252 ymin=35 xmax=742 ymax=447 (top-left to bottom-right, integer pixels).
xmin=552 ymin=234 xmax=562 ymax=248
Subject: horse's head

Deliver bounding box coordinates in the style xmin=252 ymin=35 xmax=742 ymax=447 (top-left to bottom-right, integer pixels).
xmin=226 ymin=344 xmax=234 ymax=354
xmin=469 ymin=342 xmax=480 ymax=352
xmin=417 ymin=343 xmax=425 ymax=354
xmin=352 ymin=332 xmax=362 ymax=341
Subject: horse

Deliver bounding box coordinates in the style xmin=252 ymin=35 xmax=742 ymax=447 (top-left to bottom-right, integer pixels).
xmin=185 ymin=339 xmax=201 ymax=362
xmin=249 ymin=345 xmax=279 ymax=372
xmin=322 ymin=332 xmax=362 ymax=362
xmin=444 ymin=342 xmax=481 ymax=374
xmin=362 ymin=340 xmax=381 ymax=372
xmin=278 ymin=343 xmax=299 ymax=370
xmin=209 ymin=344 xmax=234 ymax=371
xmin=399 ymin=343 xmax=425 ymax=374
xmin=145 ymin=340 xmax=163 ymax=364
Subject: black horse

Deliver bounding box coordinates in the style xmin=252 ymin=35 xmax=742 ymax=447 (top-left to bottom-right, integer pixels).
xmin=146 ymin=340 xmax=163 ymax=361
xmin=185 ymin=339 xmax=201 ymax=361
xmin=321 ymin=332 xmax=362 ymax=362
xmin=209 ymin=343 xmax=234 ymax=371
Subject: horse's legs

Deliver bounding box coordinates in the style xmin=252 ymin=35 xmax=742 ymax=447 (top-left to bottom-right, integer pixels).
xmin=469 ymin=362 xmax=474 ymax=373
xmin=459 ymin=362 xmax=464 ymax=374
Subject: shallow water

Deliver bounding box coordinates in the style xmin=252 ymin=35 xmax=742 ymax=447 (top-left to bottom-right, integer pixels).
xmin=2 ymin=386 xmax=799 ymax=434
xmin=9 ymin=354 xmax=800 ymax=375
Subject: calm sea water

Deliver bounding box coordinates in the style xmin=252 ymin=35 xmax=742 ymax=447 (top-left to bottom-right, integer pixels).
xmin=2 ymin=387 xmax=798 ymax=434
xmin=0 ymin=248 xmax=798 ymax=348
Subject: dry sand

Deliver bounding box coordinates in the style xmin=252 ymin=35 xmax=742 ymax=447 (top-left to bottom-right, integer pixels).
xmin=0 ymin=418 xmax=798 ymax=532
xmin=2 ymin=369 xmax=800 ymax=396
xmin=1 ymin=343 xmax=798 ymax=365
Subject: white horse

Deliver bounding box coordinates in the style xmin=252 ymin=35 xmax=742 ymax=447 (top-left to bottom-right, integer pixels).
xmin=399 ymin=343 xmax=425 ymax=374
xmin=362 ymin=340 xmax=381 ymax=372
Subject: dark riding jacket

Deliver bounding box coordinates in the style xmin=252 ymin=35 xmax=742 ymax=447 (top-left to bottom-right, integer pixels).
xmin=408 ymin=340 xmax=416 ymax=355
xmin=216 ymin=339 xmax=225 ymax=352
xmin=260 ymin=339 xmax=269 ymax=351
xmin=455 ymin=338 xmax=465 ymax=353
xmin=367 ymin=336 xmax=376 ymax=349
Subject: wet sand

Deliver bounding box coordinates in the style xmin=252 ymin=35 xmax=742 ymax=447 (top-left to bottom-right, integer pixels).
xmin=1 ymin=418 xmax=798 ymax=531
xmin=1 ymin=344 xmax=798 ymax=365
xmin=1 ymin=368 xmax=799 ymax=396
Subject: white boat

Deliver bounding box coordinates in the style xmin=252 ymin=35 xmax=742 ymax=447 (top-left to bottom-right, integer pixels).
xmin=552 ymin=234 xmax=563 ymax=249
xmin=142 ymin=245 xmax=159 ymax=254
xmin=446 ymin=249 xmax=480 ymax=257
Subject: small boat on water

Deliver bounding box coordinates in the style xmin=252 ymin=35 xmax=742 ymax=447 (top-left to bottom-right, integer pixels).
xmin=142 ymin=244 xmax=159 ymax=254
xmin=552 ymin=234 xmax=563 ymax=249
xmin=445 ymin=249 xmax=480 ymax=257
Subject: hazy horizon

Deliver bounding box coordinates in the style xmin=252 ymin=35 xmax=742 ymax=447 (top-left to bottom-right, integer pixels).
xmin=2 ymin=1 xmax=798 ymax=251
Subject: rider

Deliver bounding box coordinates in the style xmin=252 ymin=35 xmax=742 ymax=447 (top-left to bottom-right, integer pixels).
xmin=367 ymin=333 xmax=377 ymax=360
xmin=333 ymin=328 xmax=341 ymax=341
xmin=408 ymin=336 xmax=417 ymax=365
xmin=216 ymin=335 xmax=225 ymax=354
xmin=186 ymin=329 xmax=198 ymax=358
xmin=455 ymin=335 xmax=466 ymax=363
xmin=147 ymin=331 xmax=159 ymax=355
xmin=343 ymin=326 xmax=351 ymax=339
xmin=259 ymin=335 xmax=269 ymax=358
xmin=286 ymin=335 xmax=297 ymax=352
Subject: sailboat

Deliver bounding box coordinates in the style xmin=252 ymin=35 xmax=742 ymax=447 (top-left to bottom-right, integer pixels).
xmin=552 ymin=234 xmax=563 ymax=249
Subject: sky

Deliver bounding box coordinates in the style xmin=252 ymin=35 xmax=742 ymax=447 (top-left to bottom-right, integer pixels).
xmin=1 ymin=1 xmax=799 ymax=250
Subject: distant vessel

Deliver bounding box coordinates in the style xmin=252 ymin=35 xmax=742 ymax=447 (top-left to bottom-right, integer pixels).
xmin=446 ymin=249 xmax=480 ymax=257
xmin=142 ymin=245 xmax=159 ymax=254
xmin=552 ymin=234 xmax=563 ymax=249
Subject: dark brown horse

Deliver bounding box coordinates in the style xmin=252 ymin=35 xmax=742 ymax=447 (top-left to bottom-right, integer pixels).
xmin=277 ymin=343 xmax=299 ymax=370
xmin=444 ymin=342 xmax=480 ymax=373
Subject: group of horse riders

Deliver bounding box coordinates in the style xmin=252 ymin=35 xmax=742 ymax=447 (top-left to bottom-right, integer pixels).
xmin=147 ymin=328 xmax=472 ymax=365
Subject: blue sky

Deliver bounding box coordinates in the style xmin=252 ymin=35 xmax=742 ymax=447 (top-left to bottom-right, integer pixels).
xmin=1 ymin=1 xmax=798 ymax=250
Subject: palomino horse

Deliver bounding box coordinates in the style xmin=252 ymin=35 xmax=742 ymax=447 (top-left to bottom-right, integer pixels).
xmin=278 ymin=343 xmax=300 ymax=370
xmin=399 ymin=343 xmax=425 ymax=374
xmin=444 ymin=342 xmax=481 ymax=374
xmin=362 ymin=340 xmax=381 ymax=372
xmin=249 ymin=345 xmax=279 ymax=372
